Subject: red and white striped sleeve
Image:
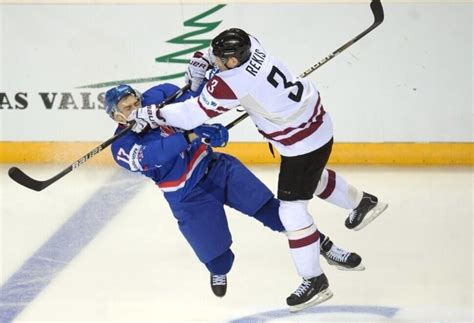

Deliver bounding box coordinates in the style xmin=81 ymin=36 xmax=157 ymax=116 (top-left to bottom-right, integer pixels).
xmin=159 ymin=76 xmax=241 ymax=130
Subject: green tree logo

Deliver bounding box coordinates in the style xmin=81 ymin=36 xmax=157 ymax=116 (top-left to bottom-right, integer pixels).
xmin=80 ymin=4 xmax=225 ymax=89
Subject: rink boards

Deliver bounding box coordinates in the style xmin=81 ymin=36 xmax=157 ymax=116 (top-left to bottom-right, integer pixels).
xmin=0 ymin=142 xmax=472 ymax=165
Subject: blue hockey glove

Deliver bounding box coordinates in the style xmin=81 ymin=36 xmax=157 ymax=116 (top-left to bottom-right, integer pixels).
xmin=194 ymin=124 xmax=229 ymax=147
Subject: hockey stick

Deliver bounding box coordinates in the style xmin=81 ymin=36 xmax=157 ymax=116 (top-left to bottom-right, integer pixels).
xmin=8 ymin=84 xmax=191 ymax=191
xmin=225 ymin=0 xmax=384 ymax=130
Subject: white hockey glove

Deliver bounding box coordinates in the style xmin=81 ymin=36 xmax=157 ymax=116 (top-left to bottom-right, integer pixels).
xmin=185 ymin=51 xmax=211 ymax=91
xmin=127 ymin=105 xmax=166 ymax=133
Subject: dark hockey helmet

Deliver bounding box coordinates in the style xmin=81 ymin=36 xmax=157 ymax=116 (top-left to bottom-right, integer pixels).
xmin=211 ymin=28 xmax=251 ymax=64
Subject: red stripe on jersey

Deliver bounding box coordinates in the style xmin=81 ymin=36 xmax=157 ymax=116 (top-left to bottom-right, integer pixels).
xmin=206 ymin=76 xmax=237 ymax=100
xmin=158 ymin=144 xmax=207 ymax=188
xmin=278 ymin=109 xmax=325 ymax=146
xmin=197 ymin=97 xmax=221 ymax=117
xmin=262 ymin=96 xmax=321 ymax=137
xmin=317 ymin=169 xmax=336 ymax=199
xmin=216 ymin=106 xmax=232 ymax=113
xmin=288 ymin=231 xmax=320 ymax=249
xmin=258 ymin=100 xmax=326 ymax=146
xmin=197 ymin=98 xmax=232 ymax=118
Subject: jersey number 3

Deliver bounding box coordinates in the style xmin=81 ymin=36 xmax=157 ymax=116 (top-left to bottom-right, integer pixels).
xmin=207 ymin=79 xmax=219 ymax=93
xmin=267 ymin=66 xmax=303 ymax=103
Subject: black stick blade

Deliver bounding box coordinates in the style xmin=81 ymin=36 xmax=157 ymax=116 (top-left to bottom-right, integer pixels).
xmin=8 ymin=167 xmax=48 ymax=191
xmin=371 ymin=0 xmax=384 ymax=25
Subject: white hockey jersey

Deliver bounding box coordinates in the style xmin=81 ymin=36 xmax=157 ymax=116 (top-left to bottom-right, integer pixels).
xmin=159 ymin=36 xmax=333 ymax=157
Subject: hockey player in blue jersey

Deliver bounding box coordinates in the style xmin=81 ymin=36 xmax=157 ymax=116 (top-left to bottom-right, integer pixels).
xmin=104 ymin=81 xmax=364 ymax=299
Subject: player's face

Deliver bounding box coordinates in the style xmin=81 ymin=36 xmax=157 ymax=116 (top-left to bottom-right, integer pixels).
xmin=114 ymin=95 xmax=141 ymax=123
xmin=215 ymin=56 xmax=239 ymax=71
xmin=214 ymin=56 xmax=228 ymax=71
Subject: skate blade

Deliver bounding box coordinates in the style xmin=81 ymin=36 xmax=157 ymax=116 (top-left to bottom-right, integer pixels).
xmin=353 ymin=202 xmax=389 ymax=231
xmin=337 ymin=263 xmax=366 ymax=271
xmin=288 ymin=288 xmax=333 ymax=313
xmin=327 ymin=259 xmax=366 ymax=271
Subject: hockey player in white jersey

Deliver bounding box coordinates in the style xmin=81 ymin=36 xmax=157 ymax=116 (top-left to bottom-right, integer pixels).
xmin=132 ymin=28 xmax=388 ymax=312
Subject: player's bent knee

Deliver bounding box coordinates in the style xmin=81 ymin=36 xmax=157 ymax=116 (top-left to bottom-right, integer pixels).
xmin=206 ymin=249 xmax=235 ymax=275
xmin=314 ymin=169 xmax=329 ymax=196
xmin=279 ymin=200 xmax=314 ymax=231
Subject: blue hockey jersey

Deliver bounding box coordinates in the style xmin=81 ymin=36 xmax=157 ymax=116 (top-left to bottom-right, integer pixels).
xmin=110 ymin=83 xmax=213 ymax=202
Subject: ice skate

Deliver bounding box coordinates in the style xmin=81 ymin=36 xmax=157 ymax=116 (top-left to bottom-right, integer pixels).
xmin=345 ymin=192 xmax=388 ymax=231
xmin=210 ymin=274 xmax=227 ymax=297
xmin=286 ymin=273 xmax=333 ymax=313
xmin=320 ymin=236 xmax=365 ymax=271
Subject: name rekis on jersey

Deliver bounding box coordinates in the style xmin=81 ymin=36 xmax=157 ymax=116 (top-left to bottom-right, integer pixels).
xmin=245 ymin=48 xmax=267 ymax=77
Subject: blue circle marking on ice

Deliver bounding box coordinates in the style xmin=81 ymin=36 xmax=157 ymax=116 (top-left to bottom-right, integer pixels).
xmin=230 ymin=305 xmax=399 ymax=322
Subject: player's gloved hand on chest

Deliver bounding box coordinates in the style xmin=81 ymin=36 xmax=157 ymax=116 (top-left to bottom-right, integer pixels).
xmin=193 ymin=124 xmax=229 ymax=147
xmin=127 ymin=105 xmax=166 ymax=133
xmin=185 ymin=51 xmax=211 ymax=92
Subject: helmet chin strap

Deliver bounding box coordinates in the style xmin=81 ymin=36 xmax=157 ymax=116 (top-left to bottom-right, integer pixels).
xmin=114 ymin=111 xmax=128 ymax=125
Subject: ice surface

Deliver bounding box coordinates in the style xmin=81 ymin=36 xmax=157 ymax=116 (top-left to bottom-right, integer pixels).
xmin=1 ymin=164 xmax=472 ymax=322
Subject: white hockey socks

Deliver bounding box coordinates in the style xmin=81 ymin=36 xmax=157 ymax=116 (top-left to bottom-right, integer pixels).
xmin=286 ymin=224 xmax=322 ymax=278
xmin=315 ymin=168 xmax=363 ymax=209
xmin=279 ymin=200 xmax=322 ymax=278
